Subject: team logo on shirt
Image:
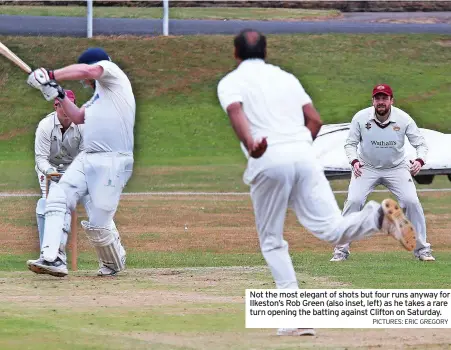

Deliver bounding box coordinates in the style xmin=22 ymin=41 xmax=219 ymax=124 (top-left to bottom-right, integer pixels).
xmin=371 ymin=140 xmax=397 ymax=147
xmin=40 ymin=175 xmax=44 ymax=183
xmin=393 ymin=125 xmax=400 ymax=131
xmin=85 ymin=93 xmax=100 ymax=108
xmin=365 ymin=122 xmax=372 ymax=130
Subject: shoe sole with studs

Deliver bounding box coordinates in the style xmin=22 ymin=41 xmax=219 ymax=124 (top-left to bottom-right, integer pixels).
xmin=382 ymin=199 xmax=416 ymax=251
xmin=28 ymin=263 xmax=67 ymax=277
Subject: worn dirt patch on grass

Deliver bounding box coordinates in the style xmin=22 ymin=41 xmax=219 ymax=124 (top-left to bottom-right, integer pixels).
xmin=0 ymin=267 xmax=341 ymax=310
xmin=115 ymin=194 xmax=451 ymax=254
xmin=0 ymin=268 xmax=241 ymax=309
xmin=375 ymin=18 xmax=451 ymax=25
xmin=0 ymin=193 xmax=450 ymax=254
xmin=1 ymin=268 xmax=450 ymax=348
xmin=0 ymin=127 xmax=31 ymax=140
xmin=397 ymin=84 xmax=451 ymax=105
xmin=436 ymin=39 xmax=451 ymax=47
xmin=8 ymin=267 xmax=451 ymax=349
xmin=128 ymin=328 xmax=451 ymax=350
xmin=133 ymin=165 xmax=242 ymax=177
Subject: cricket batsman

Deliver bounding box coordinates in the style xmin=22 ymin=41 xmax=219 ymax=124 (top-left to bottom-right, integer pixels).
xmin=26 ymin=47 xmax=135 ymax=277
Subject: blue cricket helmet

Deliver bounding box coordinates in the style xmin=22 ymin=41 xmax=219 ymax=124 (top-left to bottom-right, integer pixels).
xmin=78 ymin=47 xmax=111 ymax=65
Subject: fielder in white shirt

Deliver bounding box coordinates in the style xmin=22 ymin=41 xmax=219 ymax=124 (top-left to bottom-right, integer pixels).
xmin=26 ymin=47 xmax=135 ymax=277
xmin=34 ymin=90 xmax=82 ymax=257
xmin=330 ymin=84 xmax=435 ymax=262
xmin=217 ymin=29 xmax=418 ymax=337
xmin=35 ymin=90 xmax=81 ymax=197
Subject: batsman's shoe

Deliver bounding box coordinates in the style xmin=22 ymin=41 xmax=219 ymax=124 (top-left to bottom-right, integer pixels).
xmin=418 ymin=251 xmax=436 ymax=262
xmin=97 ymin=265 xmax=119 ymax=277
xmin=26 ymin=258 xmax=45 ymax=274
xmin=97 ymin=253 xmax=126 ymax=277
xmin=28 ymin=257 xmax=68 ymax=277
xmin=277 ymin=328 xmax=316 ymax=336
xmin=381 ymin=199 xmax=416 ymax=251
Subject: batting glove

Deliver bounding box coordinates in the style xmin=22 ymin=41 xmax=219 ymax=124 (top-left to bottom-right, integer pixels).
xmin=39 ymin=81 xmax=66 ymax=102
xmin=27 ymin=68 xmax=55 ymax=89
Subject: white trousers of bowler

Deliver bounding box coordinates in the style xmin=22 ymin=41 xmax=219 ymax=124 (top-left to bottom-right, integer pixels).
xmin=40 ymin=151 xmax=133 ymax=262
xmin=250 ymin=151 xmax=382 ymax=290
xmin=334 ymin=162 xmax=430 ymax=257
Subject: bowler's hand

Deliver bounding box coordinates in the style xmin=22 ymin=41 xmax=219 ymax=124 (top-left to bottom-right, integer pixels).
xmin=410 ymin=160 xmax=422 ymax=176
xmin=249 ymin=137 xmax=267 ymax=159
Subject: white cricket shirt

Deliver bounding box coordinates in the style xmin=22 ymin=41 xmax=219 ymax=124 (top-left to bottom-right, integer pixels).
xmin=83 ymin=60 xmax=135 ymax=153
xmin=217 ymin=59 xmax=314 ymax=184
xmin=345 ymin=106 xmax=428 ymax=169
xmin=35 ymin=112 xmax=84 ymax=173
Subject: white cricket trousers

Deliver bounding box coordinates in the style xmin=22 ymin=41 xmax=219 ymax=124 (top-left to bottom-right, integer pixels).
xmin=35 ymin=168 xmax=107 ymax=253
xmin=41 ymin=151 xmax=133 ymax=262
xmin=250 ymin=155 xmax=382 ymax=290
xmin=334 ymin=162 xmax=430 ymax=257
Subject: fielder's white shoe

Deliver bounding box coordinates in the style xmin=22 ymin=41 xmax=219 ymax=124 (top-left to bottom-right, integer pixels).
xmin=330 ymin=251 xmax=348 ymax=262
xmin=28 ymin=257 xmax=68 ymax=277
xmin=277 ymin=328 xmax=316 ymax=336
xmin=418 ymin=251 xmax=436 ymax=261
xmin=381 ymin=199 xmax=416 ymax=251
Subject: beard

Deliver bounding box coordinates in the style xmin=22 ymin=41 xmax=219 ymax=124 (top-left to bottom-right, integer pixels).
xmin=376 ymin=105 xmax=390 ymax=116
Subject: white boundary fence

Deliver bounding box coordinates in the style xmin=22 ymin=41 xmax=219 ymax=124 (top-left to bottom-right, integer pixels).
xmin=85 ymin=0 xmax=170 ymax=38
xmin=163 ymin=0 xmax=170 ymax=36
xmin=87 ymin=0 xmax=93 ymax=38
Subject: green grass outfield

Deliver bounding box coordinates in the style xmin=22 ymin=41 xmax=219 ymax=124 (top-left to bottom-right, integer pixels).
xmin=0 ymin=5 xmax=341 ymax=21
xmin=0 ymin=34 xmax=451 ymax=193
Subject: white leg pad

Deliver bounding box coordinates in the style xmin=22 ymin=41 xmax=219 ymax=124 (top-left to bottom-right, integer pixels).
xmin=81 ymin=220 xmax=125 ymax=272
xmin=41 ymin=183 xmax=67 ymax=262
xmin=81 ymin=194 xmax=123 ymax=269
xmin=56 ymin=210 xmax=72 ymax=262
xmin=36 ymin=198 xmax=46 ymax=248
xmin=63 ymin=210 xmax=71 ymax=235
